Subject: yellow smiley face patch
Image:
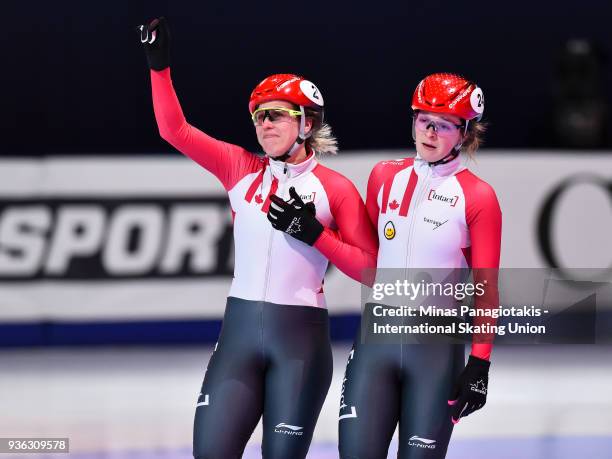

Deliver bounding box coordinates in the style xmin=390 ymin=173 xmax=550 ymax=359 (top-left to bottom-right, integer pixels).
xmin=384 ymin=221 xmax=396 ymax=240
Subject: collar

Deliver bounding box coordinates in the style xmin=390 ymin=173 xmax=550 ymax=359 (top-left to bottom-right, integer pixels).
xmin=413 ymin=152 xmax=465 ymax=178
xmin=268 ymin=151 xmax=318 ymax=181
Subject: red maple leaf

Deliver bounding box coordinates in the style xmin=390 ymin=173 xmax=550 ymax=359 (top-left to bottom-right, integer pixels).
xmin=254 ymin=194 xmax=263 ymax=204
xmin=389 ymin=199 xmax=399 ymax=210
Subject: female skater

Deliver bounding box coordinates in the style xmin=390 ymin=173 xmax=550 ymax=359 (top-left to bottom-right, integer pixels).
xmin=337 ymin=73 xmax=501 ymax=459
xmin=138 ymin=17 xmax=377 ymax=459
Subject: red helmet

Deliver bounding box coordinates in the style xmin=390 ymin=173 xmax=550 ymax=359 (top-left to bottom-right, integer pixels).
xmin=248 ymin=73 xmax=324 ymax=114
xmin=411 ymin=73 xmax=484 ymax=121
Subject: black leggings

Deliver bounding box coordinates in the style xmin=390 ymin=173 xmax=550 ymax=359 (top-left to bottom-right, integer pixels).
xmin=193 ymin=297 xmax=333 ymax=459
xmin=339 ymin=313 xmax=465 ymax=459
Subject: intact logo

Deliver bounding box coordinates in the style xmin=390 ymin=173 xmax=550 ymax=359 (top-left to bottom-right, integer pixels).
xmin=428 ymin=189 xmax=459 ymax=207
xmin=470 ymin=379 xmax=487 ymax=395
xmin=0 ymin=197 xmax=234 ymax=280
xmin=383 ymin=221 xmax=396 ymax=240
xmin=408 ymin=435 xmax=436 ymax=449
xmin=298 ymin=192 xmax=316 ymax=203
xmin=274 ymin=423 xmax=304 ymax=436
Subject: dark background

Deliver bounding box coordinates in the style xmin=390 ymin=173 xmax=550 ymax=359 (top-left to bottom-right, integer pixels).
xmin=3 ymin=0 xmax=612 ymax=156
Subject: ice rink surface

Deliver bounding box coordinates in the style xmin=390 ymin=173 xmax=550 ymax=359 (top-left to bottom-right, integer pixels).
xmin=2 ymin=344 xmax=611 ymax=459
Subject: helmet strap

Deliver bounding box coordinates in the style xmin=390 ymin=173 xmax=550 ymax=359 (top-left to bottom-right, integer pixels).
xmin=274 ymin=106 xmax=312 ymax=162
xmin=275 ymin=138 xmax=304 ymax=162
xmin=427 ymin=149 xmax=460 ymax=166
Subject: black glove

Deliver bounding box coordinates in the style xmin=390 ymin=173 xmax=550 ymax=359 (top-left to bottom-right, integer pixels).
xmin=447 ymin=355 xmax=490 ymax=423
xmin=267 ymin=187 xmax=323 ymax=246
xmin=137 ymin=17 xmax=170 ymax=71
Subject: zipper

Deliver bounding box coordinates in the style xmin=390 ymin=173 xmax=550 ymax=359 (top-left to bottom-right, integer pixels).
xmin=262 ymin=164 xmax=289 ymax=301
xmin=261 ymin=225 xmax=275 ymax=301
xmin=400 ymin=164 xmax=430 ymax=354
xmin=404 ymin=165 xmax=431 ymax=269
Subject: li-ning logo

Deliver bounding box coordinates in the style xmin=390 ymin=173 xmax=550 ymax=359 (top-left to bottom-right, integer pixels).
xmin=428 ymin=189 xmax=459 ymax=207
xmin=274 ymin=423 xmax=304 ymax=436
xmin=470 ymin=379 xmax=487 ymax=395
xmin=286 ymin=217 xmax=302 ymax=235
xmin=424 ymin=217 xmax=448 ymax=230
xmin=408 ymin=435 xmax=436 ymax=449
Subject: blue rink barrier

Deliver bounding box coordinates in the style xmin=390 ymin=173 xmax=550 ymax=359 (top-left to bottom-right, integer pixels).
xmin=0 ymin=314 xmax=361 ymax=347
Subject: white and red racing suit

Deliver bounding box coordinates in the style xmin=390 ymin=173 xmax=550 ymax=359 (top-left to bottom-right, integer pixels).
xmin=149 ymin=68 xmax=378 ymax=459
xmin=150 ymin=68 xmax=378 ymax=308
xmin=366 ymin=154 xmax=502 ymax=359
xmin=338 ymin=154 xmax=502 ymax=459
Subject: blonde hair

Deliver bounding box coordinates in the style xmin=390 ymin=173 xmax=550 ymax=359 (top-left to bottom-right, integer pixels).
xmin=301 ymin=107 xmax=338 ymax=156
xmin=462 ymin=120 xmax=487 ymax=158
xmin=307 ymin=122 xmax=338 ymax=156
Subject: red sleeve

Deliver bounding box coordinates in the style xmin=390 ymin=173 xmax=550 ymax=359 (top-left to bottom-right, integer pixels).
xmin=312 ymin=166 xmax=378 ymax=285
xmin=457 ymin=171 xmax=502 ymax=361
xmin=150 ymin=68 xmax=260 ymax=190
xmin=365 ymin=162 xmax=386 ymax=229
